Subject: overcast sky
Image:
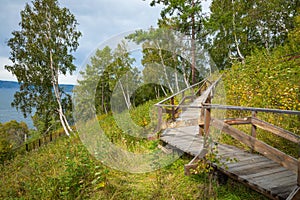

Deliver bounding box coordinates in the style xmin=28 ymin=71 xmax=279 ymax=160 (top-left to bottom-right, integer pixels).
xmin=0 ymin=0 xmax=164 ymax=84
xmin=0 ymin=0 xmax=211 ymax=84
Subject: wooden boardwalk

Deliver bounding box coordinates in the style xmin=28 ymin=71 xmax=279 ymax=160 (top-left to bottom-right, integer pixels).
xmin=161 ymin=125 xmax=297 ymax=199
xmin=157 ymin=78 xmax=300 ymax=200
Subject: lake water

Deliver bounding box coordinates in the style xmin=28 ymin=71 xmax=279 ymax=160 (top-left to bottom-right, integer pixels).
xmin=0 ymin=88 xmax=34 ymax=128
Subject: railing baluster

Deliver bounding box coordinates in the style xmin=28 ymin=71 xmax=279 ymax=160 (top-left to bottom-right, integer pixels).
xmin=251 ymin=111 xmax=257 ymax=153
xmin=157 ymin=106 xmax=162 ymax=132
xmin=297 ymin=159 xmax=300 ymax=187
xmin=203 ymin=95 xmax=211 ymax=149
xmin=199 ymin=107 xmax=205 ymax=136
xmin=171 ymin=97 xmax=175 ymax=121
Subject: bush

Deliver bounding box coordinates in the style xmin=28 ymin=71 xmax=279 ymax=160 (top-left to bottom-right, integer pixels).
xmin=0 ymin=120 xmax=29 ymax=164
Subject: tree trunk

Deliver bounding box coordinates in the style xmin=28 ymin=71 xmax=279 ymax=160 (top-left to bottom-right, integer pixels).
xmin=231 ymin=0 xmax=245 ymax=64
xmin=50 ymin=51 xmax=72 ymax=136
xmin=156 ymin=43 xmax=174 ymax=94
xmin=191 ymin=0 xmax=196 ymax=85
xmin=160 ymin=84 xmax=168 ymax=96
xmin=118 ymin=79 xmax=131 ymax=109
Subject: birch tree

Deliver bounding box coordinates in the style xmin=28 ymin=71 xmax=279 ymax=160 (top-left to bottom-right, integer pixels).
xmin=5 ymin=0 xmax=81 ymax=136
xmin=149 ymin=0 xmax=205 ymax=84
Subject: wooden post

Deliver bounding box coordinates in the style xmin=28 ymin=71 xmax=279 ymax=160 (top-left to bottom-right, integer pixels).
xmin=26 ymin=143 xmax=29 ymax=152
xmin=251 ymin=111 xmax=257 ymax=153
xmin=297 ymin=157 xmax=300 ymax=187
xmin=171 ymin=97 xmax=175 ymax=121
xmin=50 ymin=133 xmax=52 ymax=142
xmin=203 ymin=96 xmax=211 ymax=149
xmin=38 ymin=139 xmax=41 ymax=147
xmin=199 ymin=107 xmax=205 ymax=136
xmin=204 ymin=107 xmax=211 ymax=137
xmin=298 ymin=143 xmax=300 ymax=186
xmin=157 ymin=106 xmax=163 ymax=132
xmin=196 ymin=84 xmax=201 ymax=96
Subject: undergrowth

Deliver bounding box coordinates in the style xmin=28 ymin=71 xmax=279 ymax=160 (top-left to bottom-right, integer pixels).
xmin=0 ymin=99 xmax=267 ymax=199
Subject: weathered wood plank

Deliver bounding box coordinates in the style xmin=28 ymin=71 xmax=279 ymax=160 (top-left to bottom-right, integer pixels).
xmin=298 ymin=157 xmax=300 ymax=186
xmin=253 ymin=170 xmax=295 ymax=186
xmin=251 ymin=117 xmax=300 ymax=143
xmin=223 ymin=117 xmax=252 ymax=125
xmin=161 ymin=126 xmax=297 ymax=199
xmin=211 ymin=118 xmax=298 ymax=173
xmin=229 ymin=161 xmax=279 ymax=176
xmin=271 ymin=184 xmax=297 ymax=199
xmin=226 ymin=156 xmax=269 ymax=169
xmin=240 ymin=167 xmax=288 ymax=180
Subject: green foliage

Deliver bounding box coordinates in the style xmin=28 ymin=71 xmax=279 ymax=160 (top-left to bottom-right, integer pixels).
xmin=223 ymin=13 xmax=300 ymax=155
xmin=98 ymin=99 xmax=161 ymax=152
xmin=0 ymin=120 xmax=29 ymax=164
xmin=0 ymin=100 xmax=267 ymax=199
xmin=75 ymin=42 xmax=141 ymax=116
xmin=207 ymin=0 xmax=299 ymax=68
xmin=54 ymin=142 xmax=108 ymax=199
xmin=5 ymin=0 xmax=81 ymax=133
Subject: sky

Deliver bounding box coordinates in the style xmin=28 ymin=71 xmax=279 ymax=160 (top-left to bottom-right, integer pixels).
xmin=0 ymin=0 xmax=164 ymax=84
xmin=0 ymin=0 xmax=211 ymax=84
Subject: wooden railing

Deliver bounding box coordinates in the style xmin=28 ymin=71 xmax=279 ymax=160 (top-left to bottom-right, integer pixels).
xmin=11 ymin=129 xmax=66 ymax=154
xmin=24 ymin=130 xmax=66 ymax=151
xmin=155 ymin=75 xmax=222 ymax=132
xmin=156 ymin=77 xmax=300 ymax=198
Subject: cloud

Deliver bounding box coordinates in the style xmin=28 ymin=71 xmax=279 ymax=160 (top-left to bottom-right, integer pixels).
xmin=0 ymin=56 xmax=78 ymax=84
xmin=0 ymin=0 xmax=162 ymax=82
xmin=0 ymin=57 xmax=16 ymax=81
xmin=58 ymin=74 xmax=78 ymax=85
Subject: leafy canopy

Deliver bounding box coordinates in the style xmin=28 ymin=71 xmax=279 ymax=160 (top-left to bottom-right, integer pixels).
xmin=5 ymin=0 xmax=81 ymax=133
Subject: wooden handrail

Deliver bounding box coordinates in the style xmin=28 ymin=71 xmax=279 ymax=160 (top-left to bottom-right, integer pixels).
xmin=211 ymin=118 xmax=299 ymax=173
xmin=202 ymin=104 xmax=300 ymax=115
xmin=156 ymin=74 xmax=300 ymax=195
xmin=155 ymin=78 xmax=207 ymax=105
xmin=251 ymin=117 xmax=300 ymax=143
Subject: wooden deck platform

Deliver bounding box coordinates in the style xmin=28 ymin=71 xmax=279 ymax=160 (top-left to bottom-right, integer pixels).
xmin=160 ymin=125 xmax=298 ymax=200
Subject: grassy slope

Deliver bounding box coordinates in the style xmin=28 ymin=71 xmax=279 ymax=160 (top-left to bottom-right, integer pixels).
xmin=0 ymin=100 xmax=267 ymax=200
xmin=0 ymin=136 xmax=267 ymax=199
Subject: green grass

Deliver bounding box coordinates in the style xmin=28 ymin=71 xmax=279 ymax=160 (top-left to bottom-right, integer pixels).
xmin=0 ymin=100 xmax=267 ymax=199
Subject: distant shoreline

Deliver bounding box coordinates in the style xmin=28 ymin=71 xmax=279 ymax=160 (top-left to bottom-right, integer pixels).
xmin=0 ymin=80 xmax=74 ymax=92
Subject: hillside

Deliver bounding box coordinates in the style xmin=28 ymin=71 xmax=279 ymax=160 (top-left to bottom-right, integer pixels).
xmin=0 ymin=80 xmax=74 ymax=92
xmin=0 ymin=80 xmax=20 ymax=88
xmin=0 ymin=100 xmax=267 ymax=200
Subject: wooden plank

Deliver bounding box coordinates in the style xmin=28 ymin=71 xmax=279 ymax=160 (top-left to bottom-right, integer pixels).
xmin=253 ymin=170 xmax=295 ymax=186
xmin=229 ymin=161 xmax=279 ymax=175
xmin=203 ymin=104 xmax=300 ymax=115
xmin=298 ymin=156 xmax=300 ymax=186
xmin=241 ymin=167 xmax=288 ymax=180
xmin=251 ymin=117 xmax=300 ymax=143
xmin=211 ymin=118 xmax=298 ymax=173
xmin=271 ymin=184 xmax=297 ymax=199
xmin=224 ymin=117 xmax=252 ymax=125
xmin=226 ymin=156 xmax=269 ymax=169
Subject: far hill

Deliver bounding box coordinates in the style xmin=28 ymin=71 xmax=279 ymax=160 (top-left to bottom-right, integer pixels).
xmin=0 ymin=80 xmax=74 ymax=92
